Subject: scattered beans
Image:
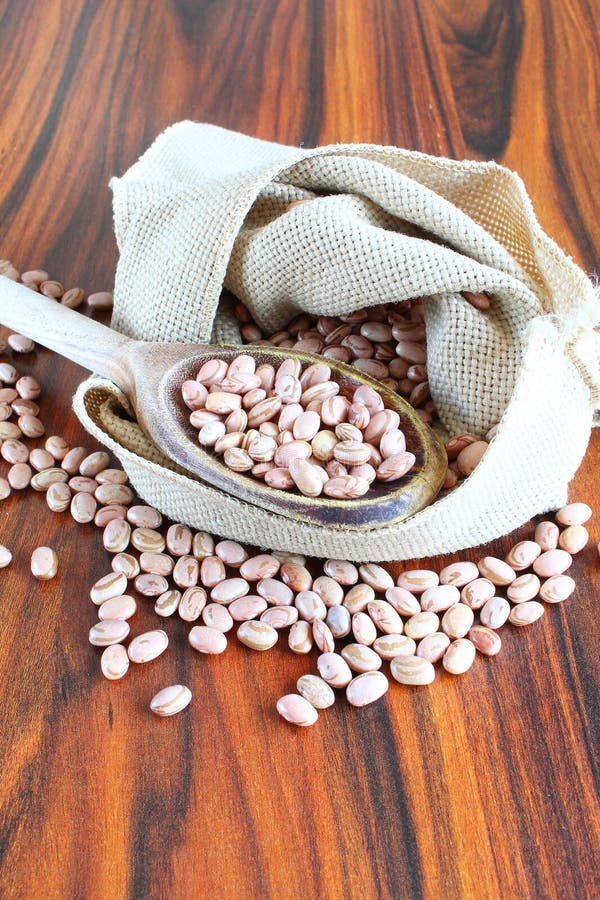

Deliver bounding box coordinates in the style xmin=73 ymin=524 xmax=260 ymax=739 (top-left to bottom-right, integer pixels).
xmin=30 ymin=546 xmax=58 ymax=580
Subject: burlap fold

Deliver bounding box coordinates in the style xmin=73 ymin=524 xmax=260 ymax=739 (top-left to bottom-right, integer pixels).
xmin=73 ymin=123 xmax=599 ymax=561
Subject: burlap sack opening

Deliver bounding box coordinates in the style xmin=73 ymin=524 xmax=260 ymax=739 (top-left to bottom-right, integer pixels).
xmin=73 ymin=123 xmax=600 ymax=561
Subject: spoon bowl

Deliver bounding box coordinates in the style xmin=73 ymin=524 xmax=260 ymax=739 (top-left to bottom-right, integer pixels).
xmin=0 ymin=276 xmax=447 ymax=529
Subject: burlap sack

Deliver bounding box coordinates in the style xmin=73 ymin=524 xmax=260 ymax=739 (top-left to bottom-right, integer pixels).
xmin=73 ymin=122 xmax=600 ymax=561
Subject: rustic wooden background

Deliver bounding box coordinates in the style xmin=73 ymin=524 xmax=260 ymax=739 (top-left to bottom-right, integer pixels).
xmin=1 ymin=1 xmax=599 ymax=897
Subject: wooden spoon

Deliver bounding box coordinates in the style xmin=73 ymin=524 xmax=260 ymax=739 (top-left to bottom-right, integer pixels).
xmin=0 ymin=276 xmax=447 ymax=529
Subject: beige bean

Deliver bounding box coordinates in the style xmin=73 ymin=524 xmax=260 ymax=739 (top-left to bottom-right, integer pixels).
xmin=12 ymin=398 xmax=40 ymax=417
xmin=441 ymin=603 xmax=474 ymax=639
xmin=89 ymin=619 xmax=130 ymax=647
xmin=70 ymin=491 xmax=97 ymax=523
xmin=278 ymin=403 xmax=303 ymax=431
xmin=98 ymin=595 xmax=137 ymax=621
xmin=352 ymin=612 xmax=377 ymax=645
xmin=468 ymin=625 xmax=502 ymax=656
xmin=192 ymin=531 xmax=215 ymax=559
xmin=90 ymin=572 xmax=128 ymax=605
xmin=367 ymin=599 xmax=404 ymax=635
xmin=404 ymin=611 xmax=440 ymax=640
xmin=325 ymin=605 xmax=351 ymax=638
xmin=29 ymin=448 xmax=54 ymax=471
xmin=128 ymin=629 xmax=169 ymax=662
xmin=30 ymin=546 xmax=58 ymax=580
xmin=162 ymin=523 xmax=192 ymax=557
xmin=214 ymin=539 xmax=247 ymax=568
xmin=341 ymin=643 xmax=382 ymax=673
xmin=87 ymin=290 xmax=113 ymax=309
xmin=444 ymin=433 xmax=478 ymax=460
xmin=295 ymin=590 xmax=326 ymax=622
xmin=95 ymin=483 xmax=134 ymax=506
xmin=456 ymin=441 xmax=488 ymax=476
xmin=79 ymin=450 xmax=110 ymax=477
xmin=178 ymin=586 xmax=207 ymax=621
xmin=346 ymin=671 xmax=389 ymax=707
xmin=96 ymin=502 xmax=128 ymax=524
xmin=264 ymin=467 xmax=294 ymax=489
xmin=533 ymin=549 xmax=572 ymax=578
xmin=558 ymin=524 xmax=589 ymax=554
xmin=311 ymin=430 xmax=338 ymax=463
xmin=505 ymin=540 xmax=541 ymax=571
xmin=324 ymin=558 xmax=358 ymax=585
xmin=363 ymin=410 xmax=400 ymax=444
xmin=343 ymin=583 xmax=375 ymax=614
xmin=134 ymin=573 xmax=169 ymax=597
xmin=374 ymin=634 xmax=416 ymax=660
xmin=154 ymin=589 xmax=181 ymax=617
xmin=288 ymin=620 xmax=313 ymax=653
xmin=0 ymin=364 xmax=18 ymax=386
xmin=261 ymin=605 xmax=298 ymax=629
xmin=247 ymin=396 xmax=282 ymax=428
xmin=139 ymin=553 xmax=173 ymax=577
xmin=297 ymin=674 xmax=335 ymax=709
xmin=358 ymin=563 xmax=394 ymax=592
xmin=390 ymin=655 xmax=435 ymax=686
xmin=131 ymin=527 xmax=165 ymax=554
xmin=420 ymin=584 xmax=460 ymax=613
xmin=312 ymin=618 xmax=336 ymax=652
xmin=396 ymin=569 xmax=439 ymax=594
xmin=317 ymin=651 xmax=353 ymax=687
xmin=479 ymin=596 xmax=510 ymax=629
xmin=61 ymin=446 xmax=89 ymax=474
xmin=0 ymin=421 xmax=21 ymax=440
xmin=256 ymin=577 xmax=293 ymax=606
xmin=507 ymin=573 xmax=541 ymax=603
xmin=210 ymin=577 xmax=250 ymax=604
xmin=111 ymin=552 xmax=140 ymax=579
xmin=539 ymin=574 xmax=576 ymax=603
xmin=126 ymin=505 xmax=163 ymax=529
xmin=439 ymin=561 xmax=479 ymax=587
xmin=17 ymin=414 xmax=44 ymax=438
xmin=313 ymin=575 xmax=344 ymax=607
xmin=323 ymin=475 xmax=369 ymax=498
xmin=237 ymin=620 xmax=278 ymax=650
xmin=1 ymin=439 xmax=28 ymax=464
xmin=202 ymin=603 xmax=234 ymax=632
xmin=555 ymin=502 xmax=592 ymax=526
xmin=8 ymin=462 xmax=32 ymax=489
xmin=416 ymin=632 xmax=451 ymax=664
xmin=335 ymin=422 xmax=363 ymax=443
xmin=509 ymin=601 xmax=545 ymax=626
xmin=333 ymin=440 xmax=371 ymax=466
xmin=277 ymin=694 xmax=318 ymax=726
xmin=173 ymin=555 xmax=199 ymax=589
xmin=534 ymin=521 xmax=559 ymax=551
xmin=103 ymin=519 xmax=131 ymax=553
xmin=477 ymin=557 xmax=516 ymax=586
xmin=281 ymin=563 xmax=312 ymax=592
xmin=320 ymin=395 xmax=350 ymax=426
xmin=100 ymin=644 xmax=129 ymax=680
xmin=460 ymin=578 xmax=495 ymax=609
xmin=150 ymin=685 xmax=192 ymax=717
xmin=385 ymin=586 xmax=420 ymax=616
xmin=443 ymin=638 xmax=476 ymax=674
xmin=31 ymin=468 xmax=69 ymax=491
xmin=16 ymin=375 xmax=40 ymax=399
xmin=0 ymin=388 xmax=17 ymax=403
xmin=0 ymin=545 xmax=13 ymax=568
xmin=196 ymin=358 xmax=228 ymax=385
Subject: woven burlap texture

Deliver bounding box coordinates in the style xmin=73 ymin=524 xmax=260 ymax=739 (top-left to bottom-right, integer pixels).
xmin=73 ymin=122 xmax=600 ymax=561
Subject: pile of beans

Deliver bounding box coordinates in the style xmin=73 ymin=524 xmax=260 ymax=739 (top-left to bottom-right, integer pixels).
xmin=234 ymin=296 xmax=498 ymax=492
xmin=183 ymin=355 xmax=416 ymax=498
xmin=0 ymin=259 xmax=596 ymax=726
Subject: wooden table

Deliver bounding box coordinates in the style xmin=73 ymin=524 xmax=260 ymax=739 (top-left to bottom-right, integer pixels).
xmin=1 ymin=2 xmax=598 ymax=897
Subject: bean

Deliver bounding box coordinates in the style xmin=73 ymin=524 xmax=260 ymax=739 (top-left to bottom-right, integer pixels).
xmin=509 ymin=601 xmax=545 ymax=626
xmin=178 ymin=587 xmax=207 ymax=621
xmin=396 ymin=569 xmax=439 ymax=594
xmin=346 ymin=671 xmax=389 ymax=707
xmin=443 ymin=638 xmax=476 ymax=674
xmin=127 ymin=505 xmax=163 ymax=529
xmin=61 ymin=446 xmax=89 ymax=474
xmin=505 ymin=541 xmax=541 ymax=571
xmin=479 ymin=596 xmax=510 ymax=629
xmin=507 ymin=573 xmax=541 ymax=603
xmin=555 ymin=502 xmax=592 ymax=526
xmin=0 ymin=478 xmax=10 ymax=500
xmin=131 ymin=527 xmax=165 ymax=553
xmin=277 ymin=694 xmax=318 ymax=726
xmin=44 ymin=435 xmax=69 ymax=459
xmin=100 ymin=644 xmax=129 ymax=680
xmin=29 ymin=448 xmax=54 ymax=471
xmin=8 ymin=462 xmax=32 ymax=489
xmin=539 ymin=574 xmax=576 ymax=603
xmin=295 ymin=590 xmax=327 ymax=622
xmin=111 ymin=552 xmax=140 ymax=579
xmin=70 ymin=491 xmax=97 ymax=523
xmin=477 ymin=557 xmax=516 ymax=586
xmin=468 ymin=625 xmax=502 ymax=656
xmin=103 ymin=519 xmax=131 ymax=553
xmin=192 ymin=531 xmax=215 ymax=559
xmin=30 ymin=546 xmax=58 ymax=580
xmin=441 ymin=603 xmax=474 ymax=639
xmin=460 ymin=578 xmax=495 ymax=610
xmin=0 ymin=421 xmax=21 ymax=440
xmin=214 ymin=539 xmax=248 ymax=567
xmin=128 ymin=629 xmax=169 ymax=662
xmin=261 ymin=605 xmax=298 ymax=629
xmin=534 ymin=521 xmax=559 ymax=551
xmin=558 ymin=525 xmax=589 ymax=554
xmin=416 ymin=632 xmax=451 ymax=664
xmin=341 ymin=643 xmax=382 ymax=673
xmin=95 ymin=504 xmax=128 ymax=527
xmin=98 ymin=595 xmax=137 ymax=621
xmin=1 ymin=439 xmax=28 ymax=463
xmin=404 ymin=611 xmax=440 ymax=640
xmin=95 ymin=483 xmax=134 ymax=505
xmin=61 ymin=287 xmax=85 ymax=309
xmin=533 ymin=549 xmax=572 ymax=578
xmin=456 ymin=441 xmax=488 ymax=476
xmin=237 ymin=620 xmax=278 ymax=650
xmin=87 ymin=291 xmax=114 ymax=309
xmin=202 ymin=603 xmax=234 ymax=632
xmin=46 ymin=483 xmax=72 ymax=515
xmin=385 ymin=586 xmax=420 ymax=616
xmin=438 ymin=561 xmax=479 ymax=587
xmin=297 ymin=674 xmax=335 ymax=709
xmin=420 ymin=584 xmax=460 ymax=613
xmin=173 ymin=555 xmax=200 ymax=588
xmin=239 ymin=554 xmax=279 ymax=581
xmin=0 ymin=545 xmax=13 ymax=568
xmin=79 ymin=451 xmax=110 ymax=477
xmin=95 ymin=468 xmax=128 ymax=485
xmin=374 ymin=634 xmax=416 ymax=660
xmin=210 ymin=577 xmax=250 ymax=605
xmin=134 ymin=573 xmax=169 ymax=597
xmin=150 ymin=685 xmax=192 ymax=717
xmin=18 ymin=414 xmax=44 ymax=438
xmin=89 ymin=619 xmax=130 ymax=647
xmin=90 ymin=572 xmax=128 ymax=605
xmin=390 ymin=655 xmax=435 ymax=686
xmin=352 ymin=611 xmax=377 ymax=645
xmin=155 ymin=589 xmax=181 ymax=617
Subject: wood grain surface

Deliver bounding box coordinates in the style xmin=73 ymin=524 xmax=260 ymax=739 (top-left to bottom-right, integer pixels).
xmin=0 ymin=1 xmax=599 ymax=898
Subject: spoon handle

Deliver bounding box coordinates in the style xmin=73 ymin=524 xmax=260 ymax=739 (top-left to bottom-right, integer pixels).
xmin=0 ymin=276 xmax=133 ymax=388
